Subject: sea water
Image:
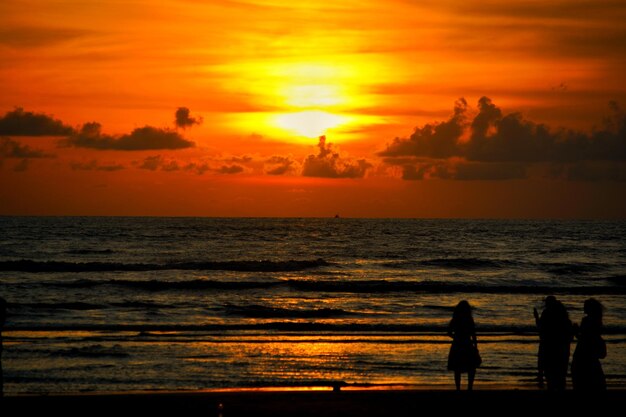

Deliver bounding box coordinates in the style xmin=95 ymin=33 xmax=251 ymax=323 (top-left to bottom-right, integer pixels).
xmin=1 ymin=217 xmax=625 ymax=393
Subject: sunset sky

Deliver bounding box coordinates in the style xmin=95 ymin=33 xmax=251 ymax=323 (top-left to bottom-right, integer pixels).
xmin=1 ymin=0 xmax=625 ymax=217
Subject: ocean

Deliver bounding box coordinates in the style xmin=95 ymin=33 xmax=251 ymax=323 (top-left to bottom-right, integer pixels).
xmin=1 ymin=217 xmax=625 ymax=393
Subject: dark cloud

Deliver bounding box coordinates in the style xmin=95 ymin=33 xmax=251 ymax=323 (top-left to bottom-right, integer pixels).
xmin=401 ymin=161 xmax=526 ymax=181
xmin=184 ymin=162 xmax=211 ymax=175
xmin=137 ymin=156 xmax=218 ymax=175
xmin=302 ymin=136 xmax=372 ymax=179
xmin=401 ymin=163 xmax=442 ymax=181
xmin=162 ymin=160 xmax=181 ymax=172
xmin=265 ymin=156 xmax=296 ymax=176
xmin=70 ymin=160 xmax=124 ymax=171
xmin=230 ymin=156 xmax=253 ymax=164
xmin=0 ymin=107 xmax=74 ymax=136
xmin=64 ymin=122 xmax=194 ymax=150
xmin=470 ymin=97 xmax=502 ymax=142
xmin=218 ymin=165 xmax=244 ymax=174
xmin=380 ymin=97 xmax=626 ymax=181
xmin=138 ymin=155 xmax=180 ymax=172
xmin=175 ymin=107 xmax=203 ymax=129
xmin=0 ymin=26 xmax=90 ymax=48
xmin=139 ymin=155 xmax=163 ymax=171
xmin=380 ymin=99 xmax=466 ymax=159
xmin=1 ymin=137 xmax=53 ymax=158
xmin=454 ymin=162 xmax=526 ymax=181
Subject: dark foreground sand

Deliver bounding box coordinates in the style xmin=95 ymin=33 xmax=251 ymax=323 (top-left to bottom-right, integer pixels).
xmin=1 ymin=388 xmax=623 ymax=416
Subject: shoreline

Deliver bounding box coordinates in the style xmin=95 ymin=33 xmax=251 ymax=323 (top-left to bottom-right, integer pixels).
xmin=2 ymin=383 xmax=539 ymax=396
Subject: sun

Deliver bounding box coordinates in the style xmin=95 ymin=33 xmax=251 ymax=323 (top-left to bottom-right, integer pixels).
xmin=225 ymin=61 xmax=380 ymax=141
xmin=270 ymin=63 xmax=353 ymax=138
xmin=274 ymin=110 xmax=347 ymax=138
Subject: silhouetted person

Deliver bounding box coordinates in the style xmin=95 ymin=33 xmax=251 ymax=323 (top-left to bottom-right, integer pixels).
xmin=572 ymin=298 xmax=606 ymax=391
xmin=447 ymin=300 xmax=480 ymax=391
xmin=533 ymin=296 xmax=572 ymax=391
xmin=0 ymin=296 xmax=6 ymax=397
xmin=533 ymin=296 xmax=556 ymax=387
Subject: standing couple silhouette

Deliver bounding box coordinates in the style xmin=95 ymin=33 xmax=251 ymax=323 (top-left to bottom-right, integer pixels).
xmin=534 ymin=296 xmax=606 ymax=391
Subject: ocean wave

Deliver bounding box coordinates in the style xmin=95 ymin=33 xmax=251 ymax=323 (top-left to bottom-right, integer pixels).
xmin=222 ymin=303 xmax=357 ymax=318
xmin=606 ymin=275 xmax=626 ymax=285
xmin=43 ymin=278 xmax=281 ymax=291
xmin=52 ymin=344 xmax=129 ymax=358
xmin=65 ymin=249 xmax=115 ymax=255
xmin=26 ymin=278 xmax=626 ymax=295
xmin=544 ymin=262 xmax=607 ymax=275
xmin=9 ymin=301 xmax=177 ymax=310
xmin=10 ymin=302 xmax=105 ymax=310
xmin=422 ymin=304 xmax=456 ymax=312
xmin=417 ymin=257 xmax=515 ymax=269
xmin=7 ymin=322 xmax=626 ymax=335
xmin=0 ymin=258 xmax=330 ymax=273
xmin=110 ymin=301 xmax=174 ymax=309
xmin=284 ymin=280 xmax=626 ymax=295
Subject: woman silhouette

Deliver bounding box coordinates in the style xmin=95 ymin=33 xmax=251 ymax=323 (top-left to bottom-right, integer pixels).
xmin=534 ymin=296 xmax=573 ymax=390
xmin=572 ymin=298 xmax=606 ymax=391
xmin=447 ymin=300 xmax=481 ymax=390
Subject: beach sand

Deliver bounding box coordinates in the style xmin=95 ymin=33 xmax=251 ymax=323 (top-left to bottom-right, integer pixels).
xmin=1 ymin=388 xmax=622 ymax=416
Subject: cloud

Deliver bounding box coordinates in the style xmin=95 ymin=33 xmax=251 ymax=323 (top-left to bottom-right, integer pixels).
xmin=1 ymin=137 xmax=52 ymax=173
xmin=0 ymin=108 xmax=74 ymax=136
xmin=0 ymin=26 xmax=90 ymax=48
xmin=183 ymin=162 xmax=211 ymax=175
xmin=265 ymin=155 xmax=297 ymax=175
xmin=162 ymin=160 xmax=182 ymax=172
xmin=70 ymin=160 xmax=125 ymax=171
xmin=302 ymin=136 xmax=372 ymax=179
xmin=401 ymin=160 xmax=526 ymax=181
xmin=175 ymin=107 xmax=203 ymax=129
xmin=138 ymin=155 xmax=181 ymax=172
xmin=0 ymin=137 xmax=54 ymax=158
xmin=137 ymin=155 xmax=212 ymax=175
xmin=136 ymin=155 xmax=243 ymax=175
xmin=380 ymin=99 xmax=467 ymax=159
xmin=380 ymin=97 xmax=626 ymax=181
xmin=64 ymin=122 xmax=194 ymax=150
xmin=217 ymin=165 xmax=244 ymax=174
xmin=1 ymin=107 xmax=196 ymax=151
xmin=139 ymin=155 xmax=163 ymax=171
xmin=230 ymin=155 xmax=253 ymax=164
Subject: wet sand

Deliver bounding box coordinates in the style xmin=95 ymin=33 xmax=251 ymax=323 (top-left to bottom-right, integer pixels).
xmin=1 ymin=388 xmax=622 ymax=416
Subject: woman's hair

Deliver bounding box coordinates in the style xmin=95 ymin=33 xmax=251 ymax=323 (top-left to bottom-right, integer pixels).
xmin=544 ymin=295 xmax=557 ymax=308
xmin=584 ymin=298 xmax=603 ymax=325
xmin=453 ymin=300 xmax=473 ymax=321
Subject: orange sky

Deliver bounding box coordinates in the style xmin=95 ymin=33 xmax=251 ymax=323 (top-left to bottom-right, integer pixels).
xmin=1 ymin=0 xmax=626 ymax=217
